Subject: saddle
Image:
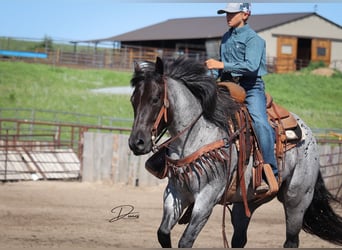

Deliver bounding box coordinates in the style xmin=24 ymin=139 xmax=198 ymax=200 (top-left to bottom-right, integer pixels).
xmin=218 ymin=81 xmax=302 ymax=149
xmin=218 ymin=82 xmax=302 ymax=214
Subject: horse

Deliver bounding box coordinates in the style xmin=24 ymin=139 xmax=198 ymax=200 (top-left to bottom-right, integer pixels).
xmin=128 ymin=56 xmax=342 ymax=248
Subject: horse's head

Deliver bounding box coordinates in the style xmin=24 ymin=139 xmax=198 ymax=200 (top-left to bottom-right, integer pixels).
xmin=128 ymin=57 xmax=168 ymax=155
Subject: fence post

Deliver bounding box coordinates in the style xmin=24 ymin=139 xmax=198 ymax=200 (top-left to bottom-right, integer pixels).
xmin=4 ymin=129 xmax=9 ymax=181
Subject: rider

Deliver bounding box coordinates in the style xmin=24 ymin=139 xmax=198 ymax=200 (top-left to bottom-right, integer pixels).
xmin=205 ymin=2 xmax=277 ymax=193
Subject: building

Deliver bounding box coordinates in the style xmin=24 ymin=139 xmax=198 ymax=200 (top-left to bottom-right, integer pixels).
xmin=88 ymin=12 xmax=342 ymax=72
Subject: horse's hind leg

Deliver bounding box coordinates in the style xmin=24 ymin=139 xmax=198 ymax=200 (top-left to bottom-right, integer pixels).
xmin=157 ymin=186 xmax=188 ymax=248
xmin=279 ymin=164 xmax=318 ymax=247
xmin=281 ymin=190 xmax=314 ymax=248
xmin=279 ymin=118 xmax=323 ymax=248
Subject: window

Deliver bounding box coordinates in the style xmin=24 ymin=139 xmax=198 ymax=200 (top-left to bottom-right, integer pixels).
xmin=281 ymin=45 xmax=292 ymax=55
xmin=317 ymin=47 xmax=326 ymax=57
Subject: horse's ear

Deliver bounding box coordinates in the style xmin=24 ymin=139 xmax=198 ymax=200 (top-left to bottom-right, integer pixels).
xmin=155 ymin=57 xmax=164 ymax=75
xmin=134 ymin=61 xmax=140 ymax=73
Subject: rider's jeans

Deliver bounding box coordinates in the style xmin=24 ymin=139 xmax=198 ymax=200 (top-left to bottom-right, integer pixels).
xmin=241 ymin=78 xmax=278 ymax=176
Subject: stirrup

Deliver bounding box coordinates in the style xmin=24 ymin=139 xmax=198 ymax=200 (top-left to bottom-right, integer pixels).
xmin=262 ymin=164 xmax=279 ymax=196
xmin=255 ymin=180 xmax=269 ymax=194
xmin=254 ymin=164 xmax=279 ymax=197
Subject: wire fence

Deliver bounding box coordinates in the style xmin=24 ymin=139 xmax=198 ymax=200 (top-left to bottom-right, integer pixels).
xmin=0 ymin=107 xmax=132 ymax=128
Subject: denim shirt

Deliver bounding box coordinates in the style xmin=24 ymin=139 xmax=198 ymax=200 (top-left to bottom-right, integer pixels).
xmin=215 ymin=24 xmax=267 ymax=80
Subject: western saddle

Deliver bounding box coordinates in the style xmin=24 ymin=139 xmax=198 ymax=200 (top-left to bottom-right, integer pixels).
xmin=218 ymin=82 xmax=302 ymax=215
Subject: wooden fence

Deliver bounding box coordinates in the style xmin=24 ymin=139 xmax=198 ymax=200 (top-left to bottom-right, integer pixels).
xmin=3 ymin=46 xmax=342 ymax=72
xmin=0 ymin=46 xmax=205 ymax=71
xmin=82 ymin=132 xmax=166 ymax=186
xmin=49 ymin=46 xmax=208 ymax=70
xmin=0 ymin=45 xmax=266 ymax=72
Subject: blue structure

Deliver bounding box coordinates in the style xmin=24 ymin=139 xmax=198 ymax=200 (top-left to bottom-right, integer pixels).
xmin=0 ymin=50 xmax=47 ymax=59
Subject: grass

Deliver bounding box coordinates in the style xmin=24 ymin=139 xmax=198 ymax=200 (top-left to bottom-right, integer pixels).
xmin=0 ymin=61 xmax=133 ymax=126
xmin=264 ymin=71 xmax=342 ymax=129
xmin=0 ymin=60 xmax=341 ymax=129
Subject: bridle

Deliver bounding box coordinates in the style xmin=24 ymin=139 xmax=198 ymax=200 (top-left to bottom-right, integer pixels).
xmin=150 ymin=76 xmax=202 ymax=153
xmin=151 ymin=76 xmax=169 ymax=149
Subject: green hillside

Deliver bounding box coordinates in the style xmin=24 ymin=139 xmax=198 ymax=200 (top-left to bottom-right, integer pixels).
xmin=0 ymin=61 xmax=133 ymax=126
xmin=264 ymin=68 xmax=342 ymax=129
xmin=0 ymin=61 xmax=341 ymax=129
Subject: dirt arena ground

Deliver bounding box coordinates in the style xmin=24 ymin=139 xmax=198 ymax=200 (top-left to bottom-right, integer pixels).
xmin=0 ymin=181 xmax=340 ymax=248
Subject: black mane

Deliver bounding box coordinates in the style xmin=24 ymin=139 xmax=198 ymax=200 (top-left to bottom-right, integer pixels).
xmin=131 ymin=56 xmax=240 ymax=131
xmin=164 ymin=57 xmax=240 ymax=131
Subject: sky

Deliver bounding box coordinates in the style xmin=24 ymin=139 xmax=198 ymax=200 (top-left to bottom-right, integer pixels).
xmin=1 ymin=1 xmax=341 ymax=43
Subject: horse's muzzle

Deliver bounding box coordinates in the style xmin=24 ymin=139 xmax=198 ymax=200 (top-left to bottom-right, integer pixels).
xmin=128 ymin=133 xmax=152 ymax=155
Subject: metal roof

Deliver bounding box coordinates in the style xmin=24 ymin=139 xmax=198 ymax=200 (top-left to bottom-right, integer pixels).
xmin=95 ymin=12 xmax=318 ymax=43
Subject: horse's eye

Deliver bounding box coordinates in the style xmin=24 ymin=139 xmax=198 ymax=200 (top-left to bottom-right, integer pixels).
xmin=151 ymin=97 xmax=159 ymax=104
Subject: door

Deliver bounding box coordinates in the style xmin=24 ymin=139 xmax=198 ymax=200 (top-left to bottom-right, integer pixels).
xmin=297 ymin=38 xmax=311 ymax=70
xmin=276 ymin=36 xmax=297 ymax=73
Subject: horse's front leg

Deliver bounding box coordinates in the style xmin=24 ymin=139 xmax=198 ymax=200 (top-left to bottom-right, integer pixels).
xmin=158 ymin=185 xmax=189 ymax=248
xmin=231 ymin=203 xmax=251 ymax=247
xmin=178 ymin=185 xmax=223 ymax=248
xmin=231 ymin=202 xmax=260 ymax=247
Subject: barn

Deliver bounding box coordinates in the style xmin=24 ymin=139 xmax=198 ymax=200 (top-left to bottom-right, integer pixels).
xmin=91 ymin=12 xmax=342 ymax=72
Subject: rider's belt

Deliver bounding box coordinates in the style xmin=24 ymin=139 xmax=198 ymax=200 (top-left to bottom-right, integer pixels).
xmin=221 ymin=73 xmax=261 ymax=84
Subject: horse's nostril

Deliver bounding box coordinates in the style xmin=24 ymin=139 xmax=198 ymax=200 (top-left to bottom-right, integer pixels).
xmin=137 ymin=139 xmax=144 ymax=145
xmin=136 ymin=138 xmax=145 ymax=147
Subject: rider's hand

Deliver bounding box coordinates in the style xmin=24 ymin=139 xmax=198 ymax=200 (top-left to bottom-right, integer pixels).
xmin=205 ymin=59 xmax=224 ymax=70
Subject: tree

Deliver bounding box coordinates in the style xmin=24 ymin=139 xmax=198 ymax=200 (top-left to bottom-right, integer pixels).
xmin=34 ymin=35 xmax=54 ymax=52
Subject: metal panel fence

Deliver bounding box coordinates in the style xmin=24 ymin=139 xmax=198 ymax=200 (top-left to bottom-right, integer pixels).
xmin=0 ymin=118 xmax=341 ymax=199
xmin=0 ymin=118 xmax=130 ymax=182
xmin=318 ymin=140 xmax=342 ymax=198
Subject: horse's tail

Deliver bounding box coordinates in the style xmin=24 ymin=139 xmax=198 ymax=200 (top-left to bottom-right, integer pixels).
xmin=302 ymin=172 xmax=342 ymax=245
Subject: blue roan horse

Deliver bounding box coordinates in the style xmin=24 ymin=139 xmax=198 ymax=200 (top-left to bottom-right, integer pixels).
xmin=128 ymin=56 xmax=342 ymax=248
